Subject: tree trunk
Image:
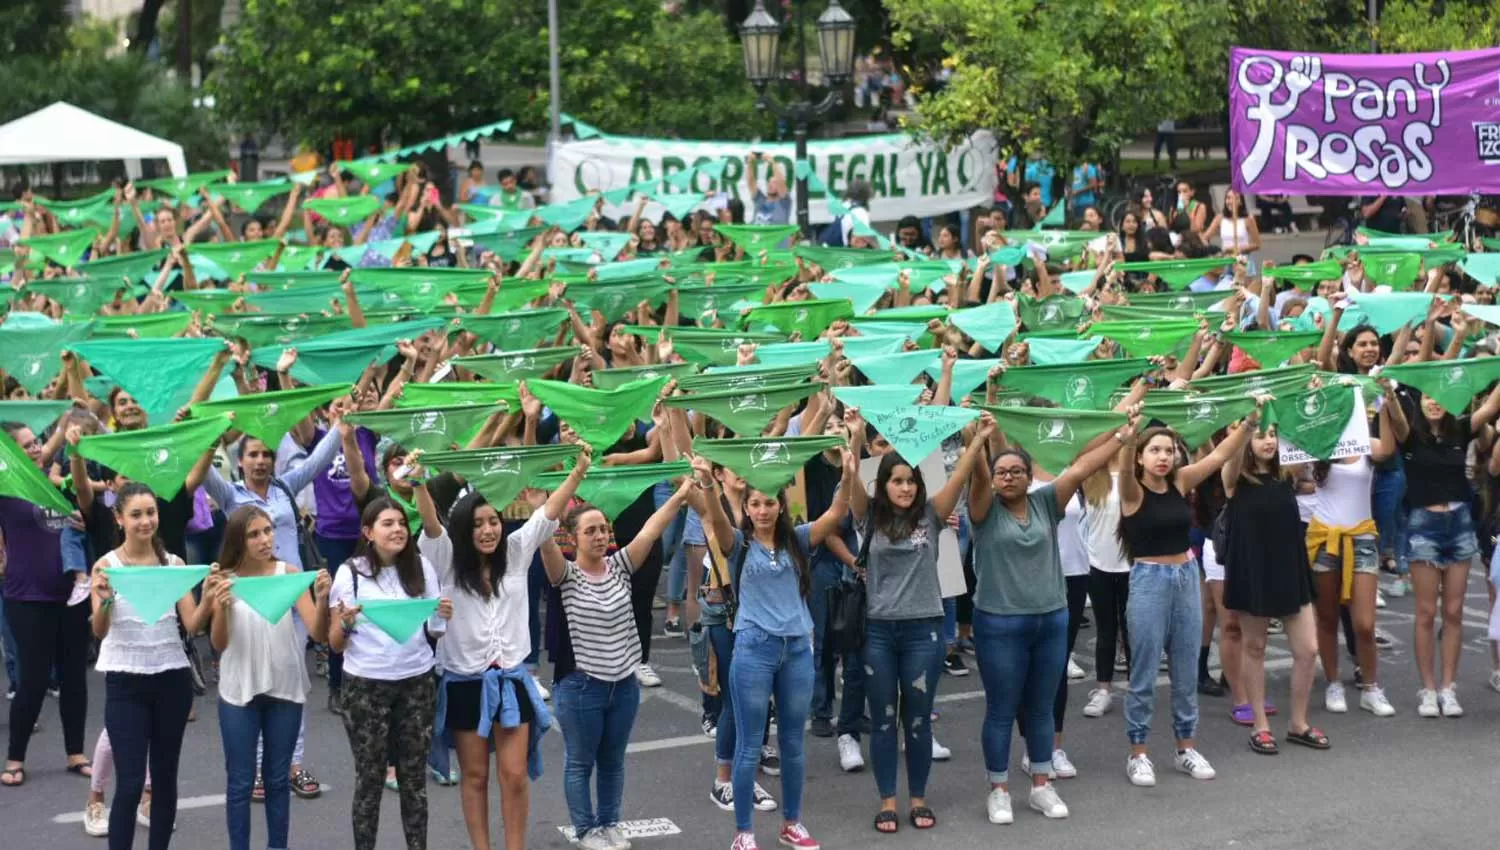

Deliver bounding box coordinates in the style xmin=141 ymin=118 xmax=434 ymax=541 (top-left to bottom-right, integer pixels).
xmin=176 ymin=0 xmax=193 ymax=80
xmin=133 ymin=0 xmax=166 ymax=53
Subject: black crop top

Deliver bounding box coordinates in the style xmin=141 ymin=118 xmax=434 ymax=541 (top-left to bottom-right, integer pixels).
xmin=1120 ymin=481 xmax=1192 ymax=560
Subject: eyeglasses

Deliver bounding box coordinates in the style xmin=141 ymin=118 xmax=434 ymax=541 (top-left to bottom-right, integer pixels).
xmin=993 ymin=468 xmax=1029 ymax=480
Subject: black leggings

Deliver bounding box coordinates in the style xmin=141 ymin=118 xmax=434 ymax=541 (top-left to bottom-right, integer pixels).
xmin=1087 ymin=567 xmax=1131 ymax=685
xmin=104 ymin=669 xmax=193 ymax=850
xmin=1052 ymin=576 xmax=1090 ymax=733
xmin=628 ymin=539 xmax=663 ymax=665
xmin=7 ymin=600 xmax=90 ymax=762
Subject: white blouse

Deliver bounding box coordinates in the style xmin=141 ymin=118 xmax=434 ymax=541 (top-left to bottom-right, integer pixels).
xmin=95 ymin=551 xmax=191 ymax=675
xmin=328 ymin=554 xmax=445 ymax=682
xmin=218 ymin=562 xmax=312 ymax=707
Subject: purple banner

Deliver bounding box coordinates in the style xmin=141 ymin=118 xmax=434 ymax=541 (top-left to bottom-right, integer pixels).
xmin=1229 ymin=46 xmax=1500 ymax=196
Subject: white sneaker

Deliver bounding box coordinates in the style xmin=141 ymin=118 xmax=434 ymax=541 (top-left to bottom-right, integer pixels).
xmin=67 ymin=581 xmax=92 ymax=608
xmin=635 ymin=664 xmax=662 ymax=688
xmin=137 ymin=798 xmax=151 ymax=829
xmin=1173 ymin=748 xmax=1216 ymax=780
xmin=83 ymin=801 xmax=108 ymax=837
xmin=1437 ymin=687 xmax=1463 ymax=717
xmin=602 ymin=825 xmax=632 ymax=850
xmin=837 ymin=734 xmax=864 ymax=772
xmin=1028 ymin=783 xmax=1069 ymax=818
xmin=1416 ymin=688 xmax=1439 ymax=718
xmin=1051 ymin=749 xmax=1077 ymax=779
xmin=931 ymin=735 xmax=951 ymax=761
xmin=1126 ymin=754 xmax=1156 ymax=787
xmin=1324 ymin=682 xmax=1348 ymax=713
xmin=1375 ymin=590 xmax=1386 ymax=608
xmin=577 ymin=831 xmax=615 ymax=850
xmin=1359 ymin=685 xmax=1395 ymax=716
xmin=1066 ymin=657 xmax=1085 ymax=680
xmin=1082 ymin=688 xmax=1112 ymax=717
xmin=1386 ymin=578 xmax=1408 ymax=598
xmin=986 ymin=787 xmax=1014 ymax=824
xmin=1489 ymin=670 xmax=1500 ymax=693
xmin=536 ymin=680 xmax=551 ymax=701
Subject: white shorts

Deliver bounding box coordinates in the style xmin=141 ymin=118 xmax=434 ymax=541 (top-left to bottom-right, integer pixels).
xmin=1201 ymin=540 xmax=1225 ymax=582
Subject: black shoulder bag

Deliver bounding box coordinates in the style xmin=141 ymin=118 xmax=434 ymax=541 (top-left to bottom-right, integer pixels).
xmin=269 ymin=477 xmax=327 ymax=573
xmin=825 ymin=520 xmax=870 ymax=658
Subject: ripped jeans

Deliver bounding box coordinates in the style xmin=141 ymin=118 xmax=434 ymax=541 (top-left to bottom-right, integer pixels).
xmin=863 ymin=617 xmax=944 ymax=800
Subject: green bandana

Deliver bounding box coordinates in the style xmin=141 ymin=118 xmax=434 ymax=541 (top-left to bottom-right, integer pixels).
xmin=1265 ymin=385 xmax=1355 ymax=460
xmin=231 ymin=571 xmax=317 ymax=624
xmin=592 ymin=259 xmax=664 ymax=283
xmin=1460 ymin=253 xmax=1500 ymax=288
xmin=103 ymin=566 xmax=211 ymax=623
xmin=745 ymin=299 xmax=854 ymax=339
xmin=452 ymin=348 xmax=578 ymax=382
xmin=69 ymin=338 xmax=225 ymax=423
xmin=1025 ymin=336 xmax=1102 ymax=365
xmin=715 ymin=224 xmax=800 ymax=252
xmin=999 ymin=359 xmax=1149 ymax=410
xmin=667 ymin=331 xmax=787 ymax=367
xmin=1188 ymin=363 xmax=1317 ymax=397
xmin=979 ymin=405 xmax=1126 ymax=475
xmin=337 ymin=160 xmax=403 ymax=186
xmin=693 ymin=362 xmax=819 ymax=390
xmin=846 ymin=320 xmax=927 ymax=344
xmin=80 ymin=249 xmax=168 ymax=285
xmin=948 ymin=301 xmax=1018 ymax=350
xmin=0 ymin=430 xmax=73 ymax=513
xmin=1129 ymin=291 xmax=1231 ymax=313
xmin=250 ymin=318 xmax=445 ymax=385
xmin=422 ymin=443 xmax=581 ymax=509
xmin=533 ymin=461 xmax=694 ymax=521
xmin=1222 ymin=331 xmax=1323 ymax=367
xmin=751 ymin=340 xmax=832 ymax=368
xmin=0 ymin=320 xmax=93 ymax=393
xmin=188 ymin=240 xmax=281 ymax=280
xmin=858 ymin=402 xmax=979 ymax=463
xmin=653 ymin=192 xmax=709 ymax=221
xmin=1361 ymin=253 xmax=1423 ymax=288
xmin=21 ymin=228 xmax=98 ymax=267
xmin=241 ymin=281 xmax=345 ymax=315
xmin=1356 ymin=226 xmax=1451 ymax=248
xmin=455 ymin=309 xmax=568 ymax=349
xmin=358 ymin=598 xmax=439 ymax=644
xmin=1139 ymin=391 xmax=1257 ymax=449
xmin=664 ymin=382 xmax=822 ymax=437
xmin=1017 ymin=295 xmax=1085 ymax=331
xmin=346 ymin=403 xmax=506 ymax=454
xmin=1026 ymin=230 xmax=1096 ymax=262
xmin=213 ymin=180 xmax=292 ymax=214
xmin=1089 ymin=320 xmax=1200 ymax=358
xmin=1057 ymin=271 xmax=1097 ymax=295
xmin=575 ymin=232 xmax=634 ymax=261
xmin=690 ymin=435 xmax=845 ymax=494
xmin=1035 ymin=201 xmax=1066 ymax=229
xmin=478 ymin=280 xmax=551 ymax=313
xmin=805 ymin=282 xmax=888 ymax=315
xmin=1263 ymin=260 xmax=1345 ymax=287
xmin=77 ymin=414 xmax=232 ymax=500
xmin=0 ymin=400 xmax=74 ymax=435
xmin=535 ymin=196 xmax=599 ymax=232
xmin=39 ymin=191 xmax=115 ymax=229
xmin=1381 ymin=357 xmax=1500 ymax=415
xmin=247 ymin=270 xmax=343 ymax=290
xmin=85 ymin=312 xmax=193 ymax=340
xmin=1345 ymin=291 xmax=1439 ymax=334
xmin=852 ymin=349 xmax=936 ymax=386
xmin=570 ymin=279 xmax=671 ymax=322
xmin=208 ymin=313 xmax=352 ymax=348
xmin=794 ymin=245 xmax=890 ymax=272
xmin=397 ymin=381 xmax=520 ymax=411
xmin=302 ymin=195 xmax=382 ymax=227
xmin=600 ymin=180 xmax=658 ymax=205
xmin=676 ymin=283 xmax=768 ymax=320
xmin=1114 ymin=257 xmax=1231 ymax=290
xmin=22 ymin=277 xmax=129 ymax=315
xmin=1097 ymin=304 xmax=1206 ymax=323
xmin=139 ymin=171 xmax=231 ymax=200
xmin=590 ymin=361 xmax=700 ymax=390
xmin=350 ymin=268 xmax=494 ymax=311
xmin=190 ymin=383 xmax=353 ymax=446
xmin=925 ymin=357 xmax=1005 ymax=395
xmin=527 ymin=376 xmax=667 ymax=447
xmin=839 ymin=333 xmax=910 ymax=360
xmin=831 ymin=385 xmax=925 ymax=409
xmin=272 ymin=244 xmax=322 ymax=271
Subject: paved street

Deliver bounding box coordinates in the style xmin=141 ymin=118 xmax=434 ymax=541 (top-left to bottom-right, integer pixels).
xmin=3 ymin=570 xmax=1496 ymax=850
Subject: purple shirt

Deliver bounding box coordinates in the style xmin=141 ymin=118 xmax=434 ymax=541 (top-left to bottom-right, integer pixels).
xmin=312 ymin=427 xmax=380 ymax=540
xmin=0 ymin=496 xmax=70 ymax=603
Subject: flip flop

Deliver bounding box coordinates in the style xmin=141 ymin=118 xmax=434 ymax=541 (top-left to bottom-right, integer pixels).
xmin=66 ymin=760 xmax=93 ymax=778
xmin=1248 ymin=730 xmax=1278 ymax=755
xmin=0 ymin=766 xmax=23 ymax=787
xmin=1285 ymin=727 xmax=1330 ymax=750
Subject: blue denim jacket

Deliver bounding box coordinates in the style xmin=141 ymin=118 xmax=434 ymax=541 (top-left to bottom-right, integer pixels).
xmin=435 ymin=665 xmax=552 ymax=780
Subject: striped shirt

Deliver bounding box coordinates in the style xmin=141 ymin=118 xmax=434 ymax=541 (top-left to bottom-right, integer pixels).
xmin=555 ymin=550 xmax=640 ymax=682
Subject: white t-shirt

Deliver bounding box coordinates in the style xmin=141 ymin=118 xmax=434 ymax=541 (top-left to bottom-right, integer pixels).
xmin=420 ymin=509 xmax=559 ymax=675
xmin=329 ymin=554 xmax=444 ymax=681
xmin=1313 ymin=456 xmax=1374 ymax=528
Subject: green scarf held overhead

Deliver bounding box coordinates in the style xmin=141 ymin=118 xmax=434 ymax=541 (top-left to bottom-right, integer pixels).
xmin=1023 ymin=230 xmax=1095 ymax=261
xmin=695 ymin=361 xmax=819 ymax=389
xmin=806 ymin=282 xmax=888 ymax=315
xmin=86 ymin=312 xmax=194 ymax=340
xmin=350 ymin=267 xmax=494 ymax=311
xmin=80 ymin=249 xmax=168 ymax=285
xmin=715 ymin=224 xmax=800 ymax=252
xmin=397 ymin=381 xmax=520 ymax=411
xmin=535 ymin=196 xmax=599 ymax=233
xmin=1289 ymin=296 xmax=1369 ymax=334
xmin=272 ymin=243 xmax=322 ymax=271
xmin=244 ymin=280 xmax=346 ymax=314
xmin=1262 ymin=260 xmax=1346 ymax=287
xmin=346 ymin=403 xmax=506 ymax=454
xmin=358 ymin=598 xmax=439 ymax=644
xmin=1097 ymin=304 xmax=1208 ymax=323
xmin=452 ymin=348 xmax=579 ymax=382
xmin=302 ymin=195 xmax=382 ymax=227
xmin=677 ymin=283 xmax=768 ymax=320
xmin=601 ymin=179 xmax=658 ymax=205
xmin=1222 ymin=330 xmax=1323 ymax=367
xmin=0 ymin=430 xmax=73 ymax=514
xmin=479 ymin=280 xmax=551 ymax=313
xmin=231 ymin=571 xmax=317 ymax=625
xmin=213 ymin=180 xmax=292 ymax=214
xmin=1026 ymin=336 xmax=1102 ymax=366
xmin=862 ymin=403 xmax=980 ymax=463
xmin=0 ymin=320 xmax=93 ymax=394
xmin=651 ymin=192 xmax=708 ymax=221
xmin=208 ymin=313 xmax=351 ymax=348
xmin=422 ymin=444 xmax=582 ymax=509
xmin=1463 ymin=304 xmax=1500 ymax=327
xmin=527 ymin=376 xmax=668 ymax=448
xmin=745 ymin=299 xmax=854 ymax=339
xmin=831 ymin=385 xmax=925 ymax=410
xmin=590 ymin=361 xmax=700 ymax=391
xmin=840 ymin=333 xmax=910 ymax=361
xmin=948 ymin=301 xmax=1018 ymax=351
xmin=1129 ymin=291 xmax=1231 ymax=313
xmin=664 ymin=382 xmax=822 ymax=437
xmin=188 ymin=239 xmax=281 ymax=280
xmin=138 ymin=171 xmax=231 ymax=200
xmin=987 ymin=245 xmax=1028 ymax=267
xmin=1361 ymin=253 xmax=1422 ymax=288
xmin=248 ymin=270 xmax=343 ymax=290
xmin=827 ymin=263 xmax=898 ymax=288
xmin=68 ymin=337 xmax=225 ymax=423
xmin=250 ymin=317 xmax=445 ymax=385
xmin=570 ymin=279 xmax=671 ymax=322
xmin=77 ymin=415 xmax=232 ymax=500
xmin=1188 ymin=363 xmax=1317 ymax=397
xmin=751 ymin=340 xmax=832 ymax=369
xmin=1139 ymin=391 xmax=1257 ymax=450
xmin=190 ymin=383 xmax=352 ymax=446
xmin=794 ymin=245 xmax=891 ymax=272
xmin=1057 ymin=271 xmax=1097 ymax=295
xmin=43 ymin=196 xmax=116 ymax=230
xmin=1017 ymin=295 xmax=1085 ymax=332
xmin=575 ymin=232 xmax=633 ymax=261
xmin=852 ymin=349 xmax=937 ymax=386
xmin=21 ymin=227 xmax=98 ymax=267
xmin=0 ymin=400 xmax=74 ymax=435
xmin=23 ymin=277 xmax=131 ymax=315
xmin=1114 ymin=257 xmax=1231 ymax=290
xmin=980 ymin=405 xmax=1126 ymax=475
xmin=1034 ymin=201 xmax=1066 ymax=229
xmin=405 ymin=230 xmax=442 ymax=257
xmin=999 ymin=358 xmax=1149 ymax=410
xmin=1460 ymin=253 xmax=1500 ymax=288
xmin=1089 ymin=320 xmax=1200 ymax=359
xmin=1356 ymin=226 xmax=1450 ymax=249
xmin=1381 ymin=357 xmax=1500 ymax=416
xmin=533 ymin=462 xmax=694 ymax=521
xmin=593 ymin=259 xmax=665 ymax=284
xmin=1265 ymin=385 xmax=1355 ymax=460
xmin=103 ymin=566 xmax=212 ymax=624
xmin=455 ymin=308 xmax=568 ymax=349
xmin=1345 ymin=290 xmax=1438 ymax=334
xmin=691 ymin=435 xmax=844 ymax=494
xmin=337 ymin=160 xmax=403 ymax=186
xmin=668 ymin=331 xmax=786 ymax=367
xmin=924 ymin=356 xmax=1005 ymax=396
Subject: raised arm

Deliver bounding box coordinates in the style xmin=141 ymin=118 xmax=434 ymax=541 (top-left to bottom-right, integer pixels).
xmin=623 ymin=476 xmax=694 ymax=571
xmin=1471 ymin=380 xmax=1500 ymax=433
xmin=1177 ymin=402 xmax=1261 ymax=493
xmin=544 ymin=445 xmax=592 ymax=521
xmin=931 ymin=413 xmax=994 ymax=519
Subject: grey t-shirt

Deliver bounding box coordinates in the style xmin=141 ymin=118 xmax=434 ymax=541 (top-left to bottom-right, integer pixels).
xmin=863 ymin=505 xmax=944 ymax=620
xmin=972 ymin=483 xmax=1066 ymax=616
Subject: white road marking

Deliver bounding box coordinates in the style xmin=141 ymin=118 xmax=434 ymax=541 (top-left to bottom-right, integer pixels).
xmin=559 ymin=817 xmax=681 ymax=841
xmin=52 ymin=787 xmax=332 ymax=824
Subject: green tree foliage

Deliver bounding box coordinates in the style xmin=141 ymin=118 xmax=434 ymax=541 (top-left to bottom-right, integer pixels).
xmin=1371 ymin=0 xmax=1500 ymax=52
xmin=0 ymin=0 xmax=71 ymax=59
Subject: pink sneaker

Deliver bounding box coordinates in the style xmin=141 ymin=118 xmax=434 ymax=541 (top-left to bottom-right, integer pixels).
xmin=732 ymin=831 xmax=760 ymax=850
xmin=778 ymin=822 xmax=820 ymax=850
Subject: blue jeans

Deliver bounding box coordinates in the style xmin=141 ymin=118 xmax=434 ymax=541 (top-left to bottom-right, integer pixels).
xmin=1372 ymin=463 xmax=1408 ymax=575
xmin=972 ymin=607 xmax=1068 ymax=784
xmin=61 ymin=526 xmax=89 ymax=574
xmin=864 ymin=617 xmax=944 ymax=799
xmin=1124 ymin=560 xmax=1203 ymax=745
xmin=105 ymin=669 xmax=193 ymax=850
xmin=221 ymin=696 xmax=302 ymax=850
xmin=706 ymin=622 xmax=769 ymax=766
xmin=729 ymin=626 xmax=814 ymax=832
xmin=655 ymin=484 xmax=687 ymax=604
xmin=809 ymin=555 xmax=865 ymax=733
xmin=553 ymin=672 xmax=640 ymax=839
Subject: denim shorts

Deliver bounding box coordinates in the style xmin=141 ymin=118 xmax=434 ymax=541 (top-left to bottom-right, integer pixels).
xmin=1312 ymin=534 xmax=1379 ymax=575
xmin=1407 ymin=504 xmax=1478 ymax=566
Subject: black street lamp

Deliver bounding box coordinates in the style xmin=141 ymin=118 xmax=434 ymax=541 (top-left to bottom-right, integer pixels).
xmin=738 ymin=0 xmax=857 ymax=235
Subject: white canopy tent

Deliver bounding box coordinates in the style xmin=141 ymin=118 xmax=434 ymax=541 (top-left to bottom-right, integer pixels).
xmin=0 ymin=101 xmax=187 ymax=179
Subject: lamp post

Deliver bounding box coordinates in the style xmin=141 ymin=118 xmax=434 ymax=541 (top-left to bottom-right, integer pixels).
xmin=738 ymin=0 xmax=857 ymax=236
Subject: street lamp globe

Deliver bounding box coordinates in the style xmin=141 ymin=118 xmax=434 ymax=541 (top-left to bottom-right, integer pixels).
xmin=815 ymin=0 xmax=856 ymax=85
xmin=738 ymin=0 xmax=783 ymax=89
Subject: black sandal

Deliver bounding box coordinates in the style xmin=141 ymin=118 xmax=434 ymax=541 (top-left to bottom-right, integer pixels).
xmin=909 ymin=806 xmax=936 ymax=830
xmin=1286 ymin=727 xmax=1330 ymax=750
xmin=1248 ymin=730 xmax=1278 ymax=755
xmin=873 ymin=810 xmax=899 ymax=834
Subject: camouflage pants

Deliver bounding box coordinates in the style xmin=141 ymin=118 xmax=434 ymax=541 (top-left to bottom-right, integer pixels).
xmin=341 ymin=673 xmax=436 ymax=850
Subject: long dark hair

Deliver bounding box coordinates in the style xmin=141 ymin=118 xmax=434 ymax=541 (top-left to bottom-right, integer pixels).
xmin=113 ymin=481 xmax=169 ymax=565
xmin=352 ymin=497 xmax=426 ymax=597
xmin=871 ymin=452 xmax=927 ymax=541
xmin=447 ymin=490 xmax=507 ymax=599
xmin=1336 ymin=323 xmax=1382 ymax=375
xmin=217 ymin=505 xmax=273 ymax=573
xmin=738 ymin=488 xmax=810 ymax=598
